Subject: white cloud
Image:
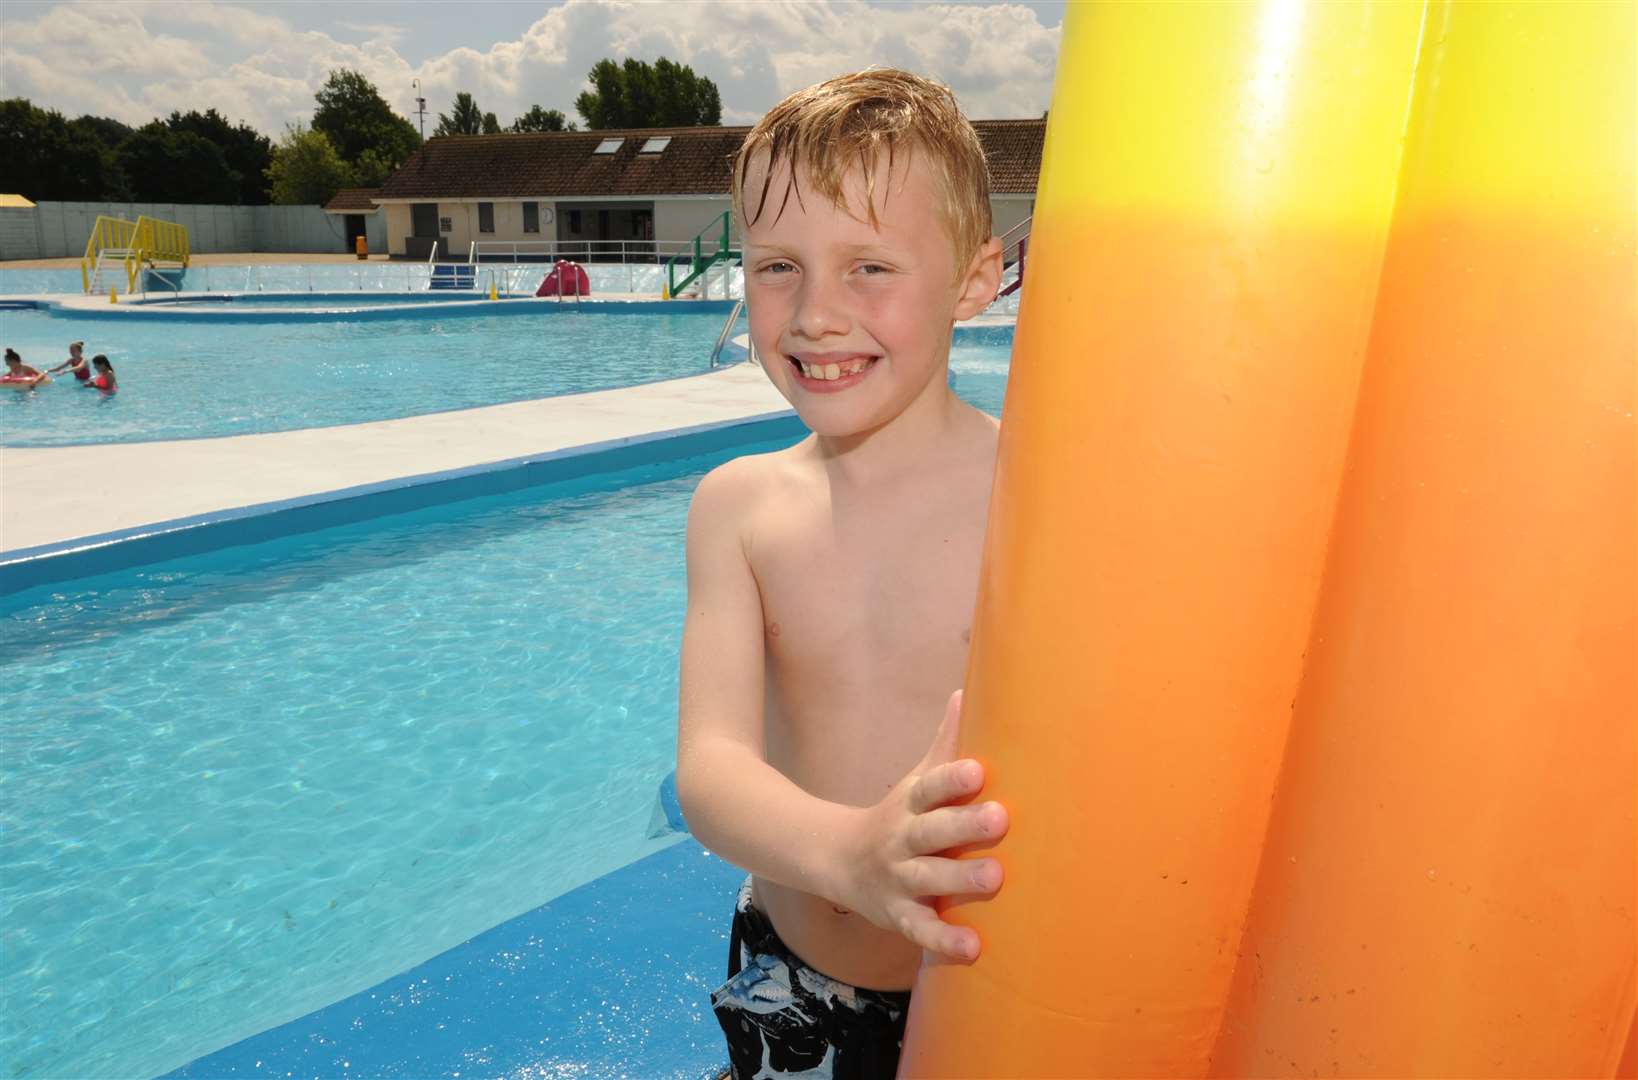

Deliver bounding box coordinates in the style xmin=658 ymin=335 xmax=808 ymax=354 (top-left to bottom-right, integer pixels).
xmin=0 ymin=0 xmax=1057 ymax=135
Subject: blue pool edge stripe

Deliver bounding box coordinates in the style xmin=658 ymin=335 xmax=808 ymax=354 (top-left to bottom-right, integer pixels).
xmin=0 ymin=410 xmax=802 ymax=595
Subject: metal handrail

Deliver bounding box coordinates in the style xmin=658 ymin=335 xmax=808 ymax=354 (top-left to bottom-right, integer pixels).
xmin=710 ymin=299 xmax=744 ymax=367
xmin=996 ymin=215 xmax=1031 ymax=300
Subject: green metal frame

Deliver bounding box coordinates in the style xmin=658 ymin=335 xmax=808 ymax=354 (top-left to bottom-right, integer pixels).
xmin=665 ymin=211 xmax=739 ymax=298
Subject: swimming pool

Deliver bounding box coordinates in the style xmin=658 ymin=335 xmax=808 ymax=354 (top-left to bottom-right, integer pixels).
xmin=0 ymin=343 xmax=1011 ymax=1078
xmin=0 ymin=310 xmax=1008 ymax=448
xmin=0 ymin=440 xmax=780 ymax=1079
xmin=0 ymin=305 xmax=741 ymax=447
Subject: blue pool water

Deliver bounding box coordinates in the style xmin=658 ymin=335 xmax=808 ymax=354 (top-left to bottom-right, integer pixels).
xmin=0 ymin=442 xmax=784 ymax=1079
xmin=0 ymin=309 xmax=1008 ymax=448
xmin=0 ymin=306 xmax=739 ymax=447
xmin=0 ymin=332 xmax=1012 ymax=1079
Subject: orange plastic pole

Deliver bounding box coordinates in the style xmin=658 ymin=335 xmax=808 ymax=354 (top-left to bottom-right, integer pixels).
xmin=900 ymin=2 xmax=1636 ymax=1077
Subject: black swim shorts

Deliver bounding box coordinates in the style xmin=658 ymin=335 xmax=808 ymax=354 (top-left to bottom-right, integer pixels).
xmin=711 ymin=878 xmax=911 ymax=1079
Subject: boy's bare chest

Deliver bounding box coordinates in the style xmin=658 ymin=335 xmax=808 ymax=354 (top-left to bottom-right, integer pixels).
xmin=752 ymin=487 xmax=988 ymax=690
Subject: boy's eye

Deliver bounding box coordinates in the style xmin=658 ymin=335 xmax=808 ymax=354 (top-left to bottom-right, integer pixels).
xmin=857 ymin=263 xmax=890 ymax=275
xmin=759 ymin=261 xmax=796 ymax=273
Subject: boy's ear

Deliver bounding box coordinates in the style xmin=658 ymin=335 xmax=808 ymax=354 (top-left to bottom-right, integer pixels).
xmin=953 ymin=237 xmax=1004 ymax=321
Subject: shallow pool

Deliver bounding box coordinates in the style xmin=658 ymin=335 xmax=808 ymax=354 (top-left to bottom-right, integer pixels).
xmin=0 ymin=440 xmax=782 ymax=1079
xmin=0 ymin=305 xmax=739 ymax=447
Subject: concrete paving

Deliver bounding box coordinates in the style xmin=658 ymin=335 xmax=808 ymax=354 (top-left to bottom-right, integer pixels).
xmin=1 ymin=357 xmax=789 ymax=555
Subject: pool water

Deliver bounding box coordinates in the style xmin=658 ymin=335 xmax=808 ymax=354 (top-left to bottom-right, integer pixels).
xmin=0 ymin=313 xmax=1008 ymax=448
xmin=0 ymin=307 xmax=739 ymax=447
xmin=0 ymin=442 xmax=784 ymax=1079
xmin=0 ymin=335 xmax=1011 ymax=1079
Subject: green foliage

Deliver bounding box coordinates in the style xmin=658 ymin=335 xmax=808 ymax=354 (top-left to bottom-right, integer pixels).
xmin=482 ymin=112 xmax=502 ymax=135
xmin=265 ymin=123 xmax=354 ymax=205
xmin=312 ymin=69 xmax=419 ymax=183
xmin=164 ymin=109 xmax=272 ymax=204
xmin=117 ymin=122 xmax=242 ymax=203
xmin=0 ymin=98 xmax=278 ymax=204
xmin=510 ymin=105 xmax=574 ymax=133
xmin=0 ymin=99 xmax=125 ymax=201
xmin=433 ymin=92 xmax=486 ymax=137
xmin=574 ymin=57 xmax=721 ymax=130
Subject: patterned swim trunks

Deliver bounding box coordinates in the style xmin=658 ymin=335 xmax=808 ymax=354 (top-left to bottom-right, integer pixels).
xmin=710 ymin=879 xmax=911 ymax=1079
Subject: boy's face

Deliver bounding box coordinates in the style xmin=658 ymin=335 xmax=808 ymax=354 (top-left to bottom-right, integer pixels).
xmin=740 ymin=150 xmax=998 ymax=438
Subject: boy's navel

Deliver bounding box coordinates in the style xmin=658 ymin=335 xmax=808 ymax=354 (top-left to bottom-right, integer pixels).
xmin=767 ymin=621 xmax=782 ymax=638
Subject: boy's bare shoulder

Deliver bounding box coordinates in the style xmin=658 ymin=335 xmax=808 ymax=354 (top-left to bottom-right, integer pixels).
xmin=688 ymin=440 xmax=816 ymax=534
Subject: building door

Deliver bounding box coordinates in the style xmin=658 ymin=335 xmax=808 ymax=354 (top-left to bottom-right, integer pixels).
xmin=343 ymin=214 xmax=366 ymax=252
xmin=408 ymin=203 xmax=440 ymax=259
xmin=411 ymin=203 xmax=439 ymax=237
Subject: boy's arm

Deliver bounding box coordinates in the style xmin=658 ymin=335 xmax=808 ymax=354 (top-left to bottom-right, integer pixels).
xmin=676 ymin=461 xmax=1008 ymax=961
xmin=676 ymin=460 xmax=855 ymax=896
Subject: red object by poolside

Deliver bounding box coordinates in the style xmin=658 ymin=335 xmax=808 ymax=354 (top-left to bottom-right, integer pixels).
xmin=536 ymin=261 xmax=590 ymax=297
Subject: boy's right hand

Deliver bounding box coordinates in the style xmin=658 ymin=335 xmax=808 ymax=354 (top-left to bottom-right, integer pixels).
xmin=834 ymin=690 xmax=1009 ymax=964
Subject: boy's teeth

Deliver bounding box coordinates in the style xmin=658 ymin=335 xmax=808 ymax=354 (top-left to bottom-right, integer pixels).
xmin=796 ymin=357 xmax=872 ymax=379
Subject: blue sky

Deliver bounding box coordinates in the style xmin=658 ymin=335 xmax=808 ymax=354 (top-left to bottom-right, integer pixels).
xmin=1 ymin=1 xmax=1063 ymax=136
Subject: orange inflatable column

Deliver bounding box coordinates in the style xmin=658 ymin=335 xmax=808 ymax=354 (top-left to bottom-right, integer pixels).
xmin=900 ymin=4 xmax=1425 ymax=1076
xmin=1208 ymin=3 xmax=1637 ymax=1075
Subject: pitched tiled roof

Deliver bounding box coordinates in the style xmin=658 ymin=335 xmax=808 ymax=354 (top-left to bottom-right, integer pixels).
xmin=974 ymin=120 xmax=1045 ymax=194
xmin=374 ymin=120 xmax=1044 ymax=201
xmin=323 ymin=187 xmax=380 ymax=212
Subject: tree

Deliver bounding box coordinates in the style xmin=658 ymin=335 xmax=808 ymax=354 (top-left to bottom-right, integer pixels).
xmin=265 ymin=123 xmax=353 ymax=205
xmin=482 ymin=111 xmax=502 ymax=135
xmin=164 ymin=109 xmax=272 ymax=204
xmin=511 ymin=105 xmax=574 ymax=133
xmin=433 ymin=92 xmax=485 ymax=136
xmin=574 ymin=56 xmax=721 ymax=129
xmin=0 ymin=99 xmax=125 ymax=201
xmin=312 ymin=69 xmax=419 ymax=181
xmin=117 ymin=122 xmax=243 ymax=203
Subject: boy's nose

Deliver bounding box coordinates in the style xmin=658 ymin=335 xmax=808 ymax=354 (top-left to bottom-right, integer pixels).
xmin=790 ymin=280 xmax=849 ymax=339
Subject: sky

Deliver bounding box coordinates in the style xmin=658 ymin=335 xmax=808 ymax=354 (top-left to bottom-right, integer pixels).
xmin=1 ymin=1 xmax=1064 ymax=138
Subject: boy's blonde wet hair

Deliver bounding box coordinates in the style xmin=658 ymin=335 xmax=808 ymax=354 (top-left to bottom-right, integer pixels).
xmin=733 ymin=68 xmax=993 ymax=270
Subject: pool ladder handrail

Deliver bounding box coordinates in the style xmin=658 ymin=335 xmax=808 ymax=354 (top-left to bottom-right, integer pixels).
xmin=710 ymin=299 xmax=744 ymax=368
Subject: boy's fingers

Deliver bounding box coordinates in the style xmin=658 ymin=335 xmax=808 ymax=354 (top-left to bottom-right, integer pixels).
xmin=899 ymin=854 xmax=1003 ymax=899
xmin=907 ymin=801 xmax=1008 ymax=854
xmin=917 ymin=689 xmax=964 ymax=772
xmin=897 ymin=903 xmax=981 ymax=963
xmin=908 ymin=759 xmax=983 ymax=815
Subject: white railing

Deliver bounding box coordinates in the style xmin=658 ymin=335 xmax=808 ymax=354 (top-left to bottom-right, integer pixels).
xmin=469 ymin=238 xmax=699 ymax=266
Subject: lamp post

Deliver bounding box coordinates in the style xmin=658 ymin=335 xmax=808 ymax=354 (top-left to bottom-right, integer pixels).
xmin=412 ymin=79 xmax=427 ymax=141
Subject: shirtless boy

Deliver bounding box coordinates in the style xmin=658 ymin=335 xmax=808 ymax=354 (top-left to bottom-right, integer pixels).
xmin=677 ymin=70 xmax=1010 ymax=1078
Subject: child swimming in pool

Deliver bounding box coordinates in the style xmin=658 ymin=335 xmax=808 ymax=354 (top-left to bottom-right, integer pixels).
xmin=47 ymin=341 xmax=92 ymax=383
xmin=87 ymin=354 xmax=116 ymax=393
xmin=676 ymin=69 xmax=1008 ymax=1078
xmin=3 ymin=347 xmax=48 ymax=386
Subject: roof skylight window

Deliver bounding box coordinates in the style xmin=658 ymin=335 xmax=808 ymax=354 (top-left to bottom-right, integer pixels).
xmin=594 ymin=138 xmax=624 ymax=154
xmin=640 ymin=136 xmax=672 ymax=153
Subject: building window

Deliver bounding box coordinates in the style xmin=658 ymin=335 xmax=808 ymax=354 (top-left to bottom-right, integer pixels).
xmin=568 ymin=210 xmax=582 ymax=234
xmin=478 ymin=202 xmax=495 ymax=233
xmin=522 ymin=201 xmax=539 ymax=233
xmin=594 ymin=138 xmax=623 ymax=154
xmin=639 ymin=136 xmax=671 ymax=154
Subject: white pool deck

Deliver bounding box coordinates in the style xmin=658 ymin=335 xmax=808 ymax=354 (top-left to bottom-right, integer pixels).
xmin=0 ymin=310 xmax=1015 ymax=557
xmin=0 ymin=356 xmax=787 ymax=556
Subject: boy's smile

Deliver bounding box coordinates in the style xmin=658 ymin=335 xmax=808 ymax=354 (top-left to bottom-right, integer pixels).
xmin=786 ymin=351 xmax=878 ymax=392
